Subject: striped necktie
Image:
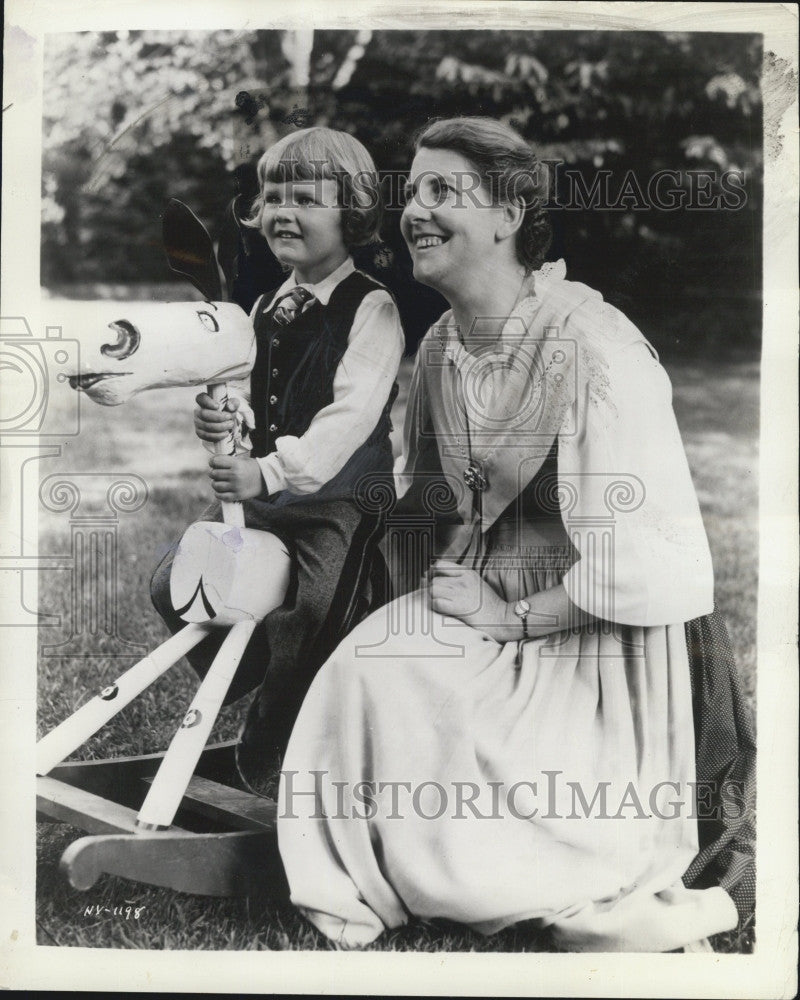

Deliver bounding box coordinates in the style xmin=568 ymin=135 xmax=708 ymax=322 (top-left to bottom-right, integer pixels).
xmin=272 ymin=286 xmax=315 ymax=326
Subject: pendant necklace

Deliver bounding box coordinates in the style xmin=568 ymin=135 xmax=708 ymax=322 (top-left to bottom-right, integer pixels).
xmin=436 ymin=323 xmax=489 ymax=533
xmin=438 ymin=279 xmax=525 ymax=505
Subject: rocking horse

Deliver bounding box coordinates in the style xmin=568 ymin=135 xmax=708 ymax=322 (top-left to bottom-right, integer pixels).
xmin=36 ymin=201 xmax=298 ymax=897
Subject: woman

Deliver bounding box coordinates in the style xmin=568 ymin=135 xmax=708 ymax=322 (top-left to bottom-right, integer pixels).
xmin=276 ymin=118 xmax=755 ymax=951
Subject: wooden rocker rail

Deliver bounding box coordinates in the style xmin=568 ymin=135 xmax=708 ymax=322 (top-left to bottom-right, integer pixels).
xmin=37 ymin=742 xmax=288 ymax=898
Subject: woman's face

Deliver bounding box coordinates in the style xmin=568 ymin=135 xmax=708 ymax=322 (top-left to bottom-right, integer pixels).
xmin=401 ymin=147 xmax=503 ymax=296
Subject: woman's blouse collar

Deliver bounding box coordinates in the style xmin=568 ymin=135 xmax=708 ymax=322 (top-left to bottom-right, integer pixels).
xmin=436 ymin=258 xmax=568 ymax=369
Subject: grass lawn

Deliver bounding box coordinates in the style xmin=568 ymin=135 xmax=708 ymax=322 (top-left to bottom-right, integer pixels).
xmin=34 ymin=299 xmax=758 ymax=952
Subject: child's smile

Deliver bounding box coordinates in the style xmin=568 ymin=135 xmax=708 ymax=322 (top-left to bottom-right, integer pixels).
xmin=260 ymin=177 xmax=348 ymax=285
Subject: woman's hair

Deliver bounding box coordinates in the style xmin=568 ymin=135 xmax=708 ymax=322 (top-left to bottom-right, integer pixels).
xmin=414 ymin=117 xmax=552 ymax=272
xmin=244 ymin=127 xmax=382 ymax=248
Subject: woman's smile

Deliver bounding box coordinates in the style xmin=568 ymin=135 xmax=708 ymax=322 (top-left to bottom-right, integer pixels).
xmin=412 ymin=233 xmax=450 ymax=250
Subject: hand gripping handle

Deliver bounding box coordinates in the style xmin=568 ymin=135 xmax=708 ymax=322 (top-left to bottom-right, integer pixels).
xmin=207 ymin=382 xmax=245 ymax=528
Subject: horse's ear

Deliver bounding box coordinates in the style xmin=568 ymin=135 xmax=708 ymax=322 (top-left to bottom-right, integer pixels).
xmin=162 ymin=199 xmax=224 ymax=302
xmin=216 ymin=197 xmax=245 ymax=304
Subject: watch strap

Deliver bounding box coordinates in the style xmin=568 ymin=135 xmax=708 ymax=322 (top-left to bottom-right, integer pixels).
xmin=514 ymin=599 xmax=530 ymax=639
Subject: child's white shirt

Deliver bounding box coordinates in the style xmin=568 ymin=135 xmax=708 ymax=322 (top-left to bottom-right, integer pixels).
xmin=226 ymin=257 xmax=404 ymax=496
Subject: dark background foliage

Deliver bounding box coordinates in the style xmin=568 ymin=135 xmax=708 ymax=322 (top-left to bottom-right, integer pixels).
xmin=42 ymin=28 xmax=762 ymax=357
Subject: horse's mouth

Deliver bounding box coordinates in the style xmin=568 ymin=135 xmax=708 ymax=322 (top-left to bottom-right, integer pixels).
xmin=68 ymin=372 xmax=130 ymax=391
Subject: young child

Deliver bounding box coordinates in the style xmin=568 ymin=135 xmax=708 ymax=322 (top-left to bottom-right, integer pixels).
xmin=150 ymin=127 xmax=404 ymax=793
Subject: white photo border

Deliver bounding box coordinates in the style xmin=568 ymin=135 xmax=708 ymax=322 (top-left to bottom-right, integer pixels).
xmin=1 ymin=2 xmax=797 ymax=996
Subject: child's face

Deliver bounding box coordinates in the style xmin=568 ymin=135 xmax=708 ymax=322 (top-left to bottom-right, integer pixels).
xmin=259 ymin=177 xmax=348 ymax=285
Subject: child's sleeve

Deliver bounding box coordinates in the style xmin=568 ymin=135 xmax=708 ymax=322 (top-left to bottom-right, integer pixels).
xmin=255 ymin=290 xmax=404 ymax=495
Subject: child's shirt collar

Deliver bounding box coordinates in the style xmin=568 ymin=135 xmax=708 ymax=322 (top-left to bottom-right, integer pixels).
xmin=263 ymin=257 xmax=355 ymax=313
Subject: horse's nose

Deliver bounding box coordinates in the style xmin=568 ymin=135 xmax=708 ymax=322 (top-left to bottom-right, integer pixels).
xmin=101 ymin=320 xmax=141 ymax=360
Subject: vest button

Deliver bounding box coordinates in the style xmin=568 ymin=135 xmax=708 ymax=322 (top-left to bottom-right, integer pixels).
xmin=269 ymin=424 xmax=278 ymax=433
xmin=272 ymin=338 xmax=280 ymax=347
xmin=269 ymin=395 xmax=278 ymax=404
xmin=272 ymin=369 xmax=279 ymax=377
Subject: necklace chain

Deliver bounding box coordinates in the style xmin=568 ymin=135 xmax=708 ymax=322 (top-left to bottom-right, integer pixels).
xmin=436 ymin=325 xmax=489 ymax=496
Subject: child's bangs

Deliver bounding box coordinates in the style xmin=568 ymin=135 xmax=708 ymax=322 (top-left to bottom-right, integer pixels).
xmin=245 ymin=127 xmax=382 ymax=242
xmin=261 ymin=132 xmax=337 ymax=185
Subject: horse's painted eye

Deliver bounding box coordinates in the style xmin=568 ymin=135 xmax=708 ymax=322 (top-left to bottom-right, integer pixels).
xmin=197 ymin=310 xmax=220 ymax=332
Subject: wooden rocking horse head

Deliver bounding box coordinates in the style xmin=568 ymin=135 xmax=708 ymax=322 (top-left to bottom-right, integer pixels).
xmin=62 ymin=200 xmax=256 ymax=406
xmin=64 ymin=298 xmax=256 ymax=405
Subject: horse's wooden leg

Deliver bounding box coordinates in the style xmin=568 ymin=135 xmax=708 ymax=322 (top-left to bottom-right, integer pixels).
xmin=136 ymin=619 xmax=258 ymax=830
xmin=36 ymin=622 xmax=214 ymax=776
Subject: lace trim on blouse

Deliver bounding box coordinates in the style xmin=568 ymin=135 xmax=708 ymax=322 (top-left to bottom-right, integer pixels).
xmin=437 ymin=259 xmax=568 ymax=371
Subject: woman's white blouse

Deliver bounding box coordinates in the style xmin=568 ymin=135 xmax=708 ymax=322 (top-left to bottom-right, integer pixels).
xmin=397 ymin=261 xmax=714 ymax=627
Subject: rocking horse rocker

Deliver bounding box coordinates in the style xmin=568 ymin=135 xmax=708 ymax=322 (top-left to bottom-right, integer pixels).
xmin=35 ymin=200 xmax=331 ymax=897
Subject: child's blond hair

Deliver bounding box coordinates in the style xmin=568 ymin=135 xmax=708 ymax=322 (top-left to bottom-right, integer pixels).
xmin=245 ymin=127 xmax=382 ymax=249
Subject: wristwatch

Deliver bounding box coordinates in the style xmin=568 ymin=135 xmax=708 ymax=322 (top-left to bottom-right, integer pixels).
xmin=513 ymin=598 xmax=531 ymax=639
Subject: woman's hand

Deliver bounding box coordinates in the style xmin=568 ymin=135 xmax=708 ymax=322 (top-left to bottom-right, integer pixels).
xmin=194 ymin=392 xmax=239 ymax=444
xmin=427 ymin=560 xmax=517 ymax=641
xmin=209 ymin=455 xmax=264 ymax=502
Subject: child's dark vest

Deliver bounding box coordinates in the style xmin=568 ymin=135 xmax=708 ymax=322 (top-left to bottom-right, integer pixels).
xmin=250 ymin=270 xmax=399 ymax=507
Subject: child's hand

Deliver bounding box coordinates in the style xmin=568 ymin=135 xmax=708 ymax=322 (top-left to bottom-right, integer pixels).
xmin=209 ymin=455 xmax=264 ymax=501
xmin=194 ymin=392 xmax=239 ymax=444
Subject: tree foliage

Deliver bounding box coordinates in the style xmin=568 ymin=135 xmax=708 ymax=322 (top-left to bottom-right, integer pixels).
xmin=42 ymin=30 xmax=287 ymax=281
xmin=42 ymin=28 xmax=762 ymax=354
